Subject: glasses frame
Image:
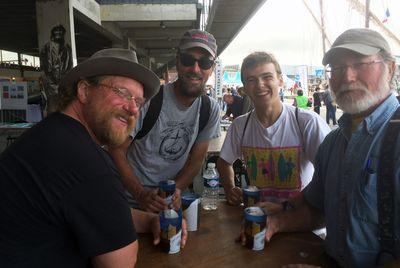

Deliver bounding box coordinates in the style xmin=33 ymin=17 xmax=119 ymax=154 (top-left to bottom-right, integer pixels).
xmin=179 ymin=53 xmax=215 ymax=70
xmin=326 ymin=60 xmax=384 ymax=79
xmin=96 ymin=83 xmax=145 ymax=109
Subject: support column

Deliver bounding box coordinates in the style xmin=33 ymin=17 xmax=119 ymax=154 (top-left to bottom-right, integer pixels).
xmin=122 ymin=36 xmax=131 ymax=49
xmin=36 ymin=0 xmax=76 ymax=114
xmin=17 ymin=53 xmax=24 ymax=78
xmin=163 ymin=65 xmax=169 ymax=84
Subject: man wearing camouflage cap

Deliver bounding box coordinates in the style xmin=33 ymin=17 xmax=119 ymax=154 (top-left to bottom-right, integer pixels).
xmin=110 ymin=29 xmax=221 ymax=213
xmin=248 ymin=28 xmax=399 ymax=267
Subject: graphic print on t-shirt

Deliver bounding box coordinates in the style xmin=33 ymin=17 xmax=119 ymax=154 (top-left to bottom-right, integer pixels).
xmin=159 ymin=121 xmax=193 ymax=160
xmin=242 ymin=146 xmax=301 ymax=202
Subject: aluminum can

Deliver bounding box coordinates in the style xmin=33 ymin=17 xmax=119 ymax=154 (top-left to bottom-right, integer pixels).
xmin=159 ymin=180 xmax=175 ymax=205
xmin=159 ymin=209 xmax=182 ymax=254
xmin=244 ymin=207 xmax=267 ymax=251
xmin=243 ymin=186 xmax=261 ymax=208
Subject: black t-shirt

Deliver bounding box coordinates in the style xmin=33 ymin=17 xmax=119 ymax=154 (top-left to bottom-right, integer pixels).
xmin=313 ymin=92 xmax=321 ymax=106
xmin=0 ymin=113 xmax=137 ymax=267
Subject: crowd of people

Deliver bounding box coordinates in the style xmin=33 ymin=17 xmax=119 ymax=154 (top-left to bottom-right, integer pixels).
xmin=0 ymin=27 xmax=399 ymax=268
xmin=220 ymin=79 xmax=341 ymax=127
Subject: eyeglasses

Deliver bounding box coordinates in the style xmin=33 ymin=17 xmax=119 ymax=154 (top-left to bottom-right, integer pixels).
xmin=326 ymin=60 xmax=384 ymax=78
xmin=97 ymin=83 xmax=145 ymax=109
xmin=179 ymin=53 xmax=215 ymax=70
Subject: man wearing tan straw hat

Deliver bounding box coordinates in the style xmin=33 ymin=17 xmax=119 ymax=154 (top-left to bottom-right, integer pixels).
xmin=109 ymin=29 xmax=221 ymax=213
xmin=243 ymin=29 xmax=399 ymax=267
xmin=0 ymin=48 xmax=187 ymax=267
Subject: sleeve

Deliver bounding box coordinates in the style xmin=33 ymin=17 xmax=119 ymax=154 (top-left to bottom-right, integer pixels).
xmin=62 ymin=174 xmax=137 ymax=258
xmin=196 ymin=97 xmax=221 ymax=142
xmin=301 ymin=112 xmax=331 ymax=165
xmin=219 ymin=117 xmax=245 ymax=165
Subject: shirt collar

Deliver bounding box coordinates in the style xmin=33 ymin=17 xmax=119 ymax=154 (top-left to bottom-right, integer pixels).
xmin=338 ymin=94 xmax=399 ymax=136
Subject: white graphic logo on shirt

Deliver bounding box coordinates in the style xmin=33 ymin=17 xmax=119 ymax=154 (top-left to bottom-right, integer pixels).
xmin=159 ymin=122 xmax=192 ymax=160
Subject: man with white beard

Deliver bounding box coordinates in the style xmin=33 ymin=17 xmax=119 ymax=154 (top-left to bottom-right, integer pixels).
xmin=245 ymin=29 xmax=399 ymax=267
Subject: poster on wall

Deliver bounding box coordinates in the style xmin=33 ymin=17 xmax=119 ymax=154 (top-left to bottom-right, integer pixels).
xmin=223 ymin=71 xmax=242 ymax=86
xmin=0 ymin=81 xmax=27 ymax=110
xmin=3 ymin=86 xmax=9 ymax=99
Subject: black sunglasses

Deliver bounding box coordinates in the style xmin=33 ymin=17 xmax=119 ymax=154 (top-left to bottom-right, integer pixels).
xmin=179 ymin=53 xmax=215 ymax=70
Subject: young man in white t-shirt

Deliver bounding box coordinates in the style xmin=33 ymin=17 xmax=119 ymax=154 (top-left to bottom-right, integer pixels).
xmin=217 ymin=52 xmax=330 ymax=207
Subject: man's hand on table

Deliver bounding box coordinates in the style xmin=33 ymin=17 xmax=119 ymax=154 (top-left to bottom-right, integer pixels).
xmin=236 ymin=201 xmax=283 ymax=245
xmin=258 ymin=201 xmax=284 ymax=215
xmin=151 ymin=214 xmax=188 ymax=249
xmin=225 ymin=186 xmax=243 ymax=206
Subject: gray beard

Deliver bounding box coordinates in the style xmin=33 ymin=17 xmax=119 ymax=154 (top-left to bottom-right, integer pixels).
xmin=178 ymin=79 xmax=206 ymax=98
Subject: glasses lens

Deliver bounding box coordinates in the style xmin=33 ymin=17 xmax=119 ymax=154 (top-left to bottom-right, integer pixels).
xmin=180 ymin=54 xmax=196 ymax=67
xmin=180 ymin=53 xmax=214 ymax=70
xmin=198 ymin=57 xmax=214 ymax=70
xmin=135 ymin=98 xmax=145 ymax=109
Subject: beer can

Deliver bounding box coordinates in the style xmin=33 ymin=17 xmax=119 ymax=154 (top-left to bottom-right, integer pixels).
xmin=244 ymin=207 xmax=267 ymax=251
xmin=159 ymin=209 xmax=182 ymax=254
xmin=159 ymin=180 xmax=176 ymax=205
xmin=243 ymin=186 xmax=261 ymax=208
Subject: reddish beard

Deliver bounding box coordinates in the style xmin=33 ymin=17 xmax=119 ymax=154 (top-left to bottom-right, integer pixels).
xmin=85 ymin=105 xmax=135 ymax=146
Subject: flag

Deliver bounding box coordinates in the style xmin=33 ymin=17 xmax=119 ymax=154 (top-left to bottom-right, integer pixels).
xmin=382 ymin=8 xmax=390 ymax=23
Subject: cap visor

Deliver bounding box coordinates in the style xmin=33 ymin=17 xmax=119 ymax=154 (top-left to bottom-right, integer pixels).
xmin=322 ymin=44 xmax=380 ymax=65
xmin=180 ymin=42 xmax=216 ymax=57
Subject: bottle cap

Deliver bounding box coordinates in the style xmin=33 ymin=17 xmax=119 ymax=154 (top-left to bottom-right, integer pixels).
xmin=207 ymin=162 xmax=216 ymax=169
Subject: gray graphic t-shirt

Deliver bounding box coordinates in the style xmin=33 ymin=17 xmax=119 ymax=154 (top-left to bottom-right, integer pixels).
xmin=127 ymin=82 xmax=221 ymax=189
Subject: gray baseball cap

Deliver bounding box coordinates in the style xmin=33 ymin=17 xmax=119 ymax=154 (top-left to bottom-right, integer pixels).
xmin=322 ymin=28 xmax=391 ymax=65
xmin=178 ymin=29 xmax=217 ymax=58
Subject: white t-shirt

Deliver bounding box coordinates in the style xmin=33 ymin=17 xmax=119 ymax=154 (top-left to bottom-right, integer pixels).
xmin=127 ymin=82 xmax=221 ymax=188
xmin=219 ymin=104 xmax=330 ymax=202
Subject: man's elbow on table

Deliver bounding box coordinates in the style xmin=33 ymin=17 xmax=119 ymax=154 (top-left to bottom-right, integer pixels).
xmin=91 ymin=241 xmax=138 ymax=268
xmin=265 ymin=194 xmax=325 ymax=241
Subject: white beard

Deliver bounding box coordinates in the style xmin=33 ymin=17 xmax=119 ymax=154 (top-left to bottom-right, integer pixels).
xmin=331 ymin=68 xmax=391 ymax=114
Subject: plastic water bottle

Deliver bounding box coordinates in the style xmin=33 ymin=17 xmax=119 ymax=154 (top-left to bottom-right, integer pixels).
xmin=202 ymin=163 xmax=219 ymax=210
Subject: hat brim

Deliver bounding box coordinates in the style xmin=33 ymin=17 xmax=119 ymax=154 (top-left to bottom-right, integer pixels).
xmin=322 ymin=44 xmax=380 ymax=65
xmin=59 ymin=57 xmax=160 ymax=100
xmin=179 ymin=42 xmax=216 ymax=58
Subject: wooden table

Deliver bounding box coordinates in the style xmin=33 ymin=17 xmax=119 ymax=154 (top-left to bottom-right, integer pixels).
xmin=136 ymin=202 xmax=332 ymax=267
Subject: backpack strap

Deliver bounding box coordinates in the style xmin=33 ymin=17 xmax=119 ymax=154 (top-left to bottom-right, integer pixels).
xmin=295 ymin=107 xmax=305 ymax=152
xmin=240 ymin=110 xmax=252 ymax=149
xmin=377 ymin=105 xmax=400 ymax=264
xmin=240 ymin=110 xmax=253 ymax=186
xmin=198 ymin=95 xmax=211 ymax=134
xmin=135 ymin=86 xmax=211 ymax=140
xmin=134 ymin=85 xmax=164 ymax=140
